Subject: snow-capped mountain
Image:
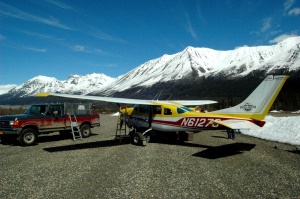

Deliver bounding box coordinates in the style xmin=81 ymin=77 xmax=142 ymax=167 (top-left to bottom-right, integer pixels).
xmin=6 ymin=73 xmax=115 ymax=97
xmin=98 ymin=36 xmax=299 ymax=95
xmin=0 ymin=84 xmax=17 ymax=95
xmin=0 ymin=36 xmax=299 ymax=99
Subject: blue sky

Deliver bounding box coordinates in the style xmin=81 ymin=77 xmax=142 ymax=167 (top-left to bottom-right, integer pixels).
xmin=0 ymin=0 xmax=299 ymax=85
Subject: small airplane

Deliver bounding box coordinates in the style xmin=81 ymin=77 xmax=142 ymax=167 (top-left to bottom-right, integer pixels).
xmin=37 ymin=75 xmax=288 ymax=146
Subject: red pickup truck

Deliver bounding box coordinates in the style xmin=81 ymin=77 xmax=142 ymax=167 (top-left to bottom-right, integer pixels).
xmin=0 ymin=103 xmax=100 ymax=146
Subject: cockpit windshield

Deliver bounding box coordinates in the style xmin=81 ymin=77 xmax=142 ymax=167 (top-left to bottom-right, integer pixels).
xmin=177 ymin=106 xmax=193 ymax=114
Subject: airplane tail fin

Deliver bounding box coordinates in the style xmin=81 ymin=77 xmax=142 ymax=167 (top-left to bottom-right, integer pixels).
xmin=211 ymin=75 xmax=289 ymax=120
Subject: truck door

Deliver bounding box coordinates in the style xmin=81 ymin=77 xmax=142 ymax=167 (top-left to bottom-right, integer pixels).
xmin=27 ymin=105 xmax=52 ymax=129
xmin=46 ymin=105 xmax=66 ymax=129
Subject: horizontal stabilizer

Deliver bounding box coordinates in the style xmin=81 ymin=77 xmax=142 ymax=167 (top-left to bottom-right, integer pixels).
xmin=211 ymin=119 xmax=261 ymax=130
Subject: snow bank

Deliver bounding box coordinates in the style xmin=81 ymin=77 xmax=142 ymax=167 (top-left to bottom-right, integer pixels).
xmin=242 ymin=116 xmax=300 ymax=145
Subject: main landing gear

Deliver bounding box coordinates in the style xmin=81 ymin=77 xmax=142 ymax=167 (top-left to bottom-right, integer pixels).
xmin=128 ymin=128 xmax=192 ymax=146
xmin=129 ymin=128 xmax=152 ymax=146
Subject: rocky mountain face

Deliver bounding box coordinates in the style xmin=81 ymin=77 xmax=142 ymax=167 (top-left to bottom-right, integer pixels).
xmin=0 ymin=37 xmax=299 ymax=110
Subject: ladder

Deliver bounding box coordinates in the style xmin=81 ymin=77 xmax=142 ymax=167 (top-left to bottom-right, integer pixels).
xmin=115 ymin=108 xmax=129 ymax=143
xmin=68 ymin=114 xmax=82 ymax=141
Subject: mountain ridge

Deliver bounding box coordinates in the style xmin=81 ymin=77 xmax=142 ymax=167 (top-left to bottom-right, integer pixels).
xmin=0 ymin=37 xmax=299 ymax=106
xmin=96 ymin=36 xmax=299 ymax=96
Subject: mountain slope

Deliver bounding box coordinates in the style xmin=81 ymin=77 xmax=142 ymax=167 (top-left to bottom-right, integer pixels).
xmin=6 ymin=73 xmax=115 ymax=97
xmin=98 ymin=36 xmax=299 ymax=96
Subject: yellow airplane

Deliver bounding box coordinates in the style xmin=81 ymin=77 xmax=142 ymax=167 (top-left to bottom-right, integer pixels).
xmin=37 ymin=75 xmax=288 ymax=146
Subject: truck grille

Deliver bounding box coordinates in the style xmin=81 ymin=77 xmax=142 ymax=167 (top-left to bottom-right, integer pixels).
xmin=0 ymin=121 xmax=10 ymax=128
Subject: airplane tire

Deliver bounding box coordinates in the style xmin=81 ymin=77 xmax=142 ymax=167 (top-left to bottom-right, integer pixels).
xmin=132 ymin=132 xmax=145 ymax=146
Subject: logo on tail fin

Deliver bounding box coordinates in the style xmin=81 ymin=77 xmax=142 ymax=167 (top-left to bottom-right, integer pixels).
xmin=240 ymin=103 xmax=256 ymax=112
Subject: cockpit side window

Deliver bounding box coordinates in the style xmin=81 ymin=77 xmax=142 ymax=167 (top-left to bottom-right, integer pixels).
xmin=177 ymin=106 xmax=193 ymax=114
xmin=164 ymin=108 xmax=172 ymax=115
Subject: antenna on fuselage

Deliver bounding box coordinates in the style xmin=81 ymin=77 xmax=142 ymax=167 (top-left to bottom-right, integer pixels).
xmin=167 ymin=94 xmax=173 ymax=101
xmin=152 ymin=91 xmax=162 ymax=101
xmin=157 ymin=91 xmax=162 ymax=101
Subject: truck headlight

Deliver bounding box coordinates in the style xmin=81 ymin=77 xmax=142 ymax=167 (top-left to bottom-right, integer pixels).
xmin=9 ymin=120 xmax=19 ymax=127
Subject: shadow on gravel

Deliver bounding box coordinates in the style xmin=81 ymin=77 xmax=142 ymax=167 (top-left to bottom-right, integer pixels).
xmin=211 ymin=135 xmax=227 ymax=139
xmin=43 ymin=139 xmax=125 ymax=152
xmin=38 ymin=133 xmax=98 ymax=143
xmin=192 ymin=143 xmax=256 ymax=159
xmin=287 ymin=149 xmax=300 ymax=155
xmin=156 ymin=141 xmax=210 ymax=149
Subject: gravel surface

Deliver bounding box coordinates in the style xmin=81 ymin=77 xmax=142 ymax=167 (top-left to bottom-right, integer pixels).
xmin=1 ymin=114 xmax=300 ymax=198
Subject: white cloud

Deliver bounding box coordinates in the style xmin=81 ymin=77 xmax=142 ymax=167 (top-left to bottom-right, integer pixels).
xmin=0 ymin=84 xmax=17 ymax=95
xmin=26 ymin=47 xmax=47 ymax=53
xmin=22 ymin=31 xmax=64 ymax=41
xmin=261 ymin=17 xmax=272 ymax=32
xmin=185 ymin=13 xmax=198 ymax=41
xmin=269 ymin=33 xmax=298 ymax=44
xmin=73 ymin=45 xmax=85 ymax=52
xmin=270 ymin=30 xmax=282 ymax=35
xmin=72 ymin=45 xmax=109 ymax=55
xmin=235 ymin=45 xmax=250 ymax=49
xmin=44 ymin=0 xmax=73 ymax=10
xmin=284 ymin=0 xmax=295 ymax=12
xmin=23 ymin=46 xmax=47 ymax=52
xmin=0 ymin=2 xmax=71 ymax=30
xmin=288 ymin=8 xmax=300 ymax=15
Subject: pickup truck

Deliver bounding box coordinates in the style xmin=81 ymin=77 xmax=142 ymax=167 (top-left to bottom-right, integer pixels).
xmin=0 ymin=103 xmax=100 ymax=146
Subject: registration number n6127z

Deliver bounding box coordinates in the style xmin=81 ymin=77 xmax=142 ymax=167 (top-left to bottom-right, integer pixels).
xmin=180 ymin=117 xmax=221 ymax=128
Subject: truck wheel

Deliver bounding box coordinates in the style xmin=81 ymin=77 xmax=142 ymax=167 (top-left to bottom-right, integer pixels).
xmin=80 ymin=124 xmax=91 ymax=138
xmin=18 ymin=128 xmax=38 ymax=146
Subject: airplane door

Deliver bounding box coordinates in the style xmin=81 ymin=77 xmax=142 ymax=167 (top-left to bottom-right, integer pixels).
xmin=138 ymin=105 xmax=152 ymax=129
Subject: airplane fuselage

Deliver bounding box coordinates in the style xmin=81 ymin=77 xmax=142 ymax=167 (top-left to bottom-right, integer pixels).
xmin=122 ymin=104 xmax=265 ymax=133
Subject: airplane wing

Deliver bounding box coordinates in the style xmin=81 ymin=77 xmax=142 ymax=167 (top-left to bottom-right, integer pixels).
xmin=36 ymin=92 xmax=217 ymax=106
xmin=211 ymin=119 xmax=261 ymax=130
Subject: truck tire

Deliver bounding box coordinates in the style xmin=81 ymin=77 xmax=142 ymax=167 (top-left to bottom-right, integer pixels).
xmin=18 ymin=128 xmax=38 ymax=146
xmin=80 ymin=124 xmax=91 ymax=138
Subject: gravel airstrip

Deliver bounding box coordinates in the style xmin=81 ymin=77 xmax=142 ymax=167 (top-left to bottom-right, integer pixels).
xmin=1 ymin=114 xmax=299 ymax=198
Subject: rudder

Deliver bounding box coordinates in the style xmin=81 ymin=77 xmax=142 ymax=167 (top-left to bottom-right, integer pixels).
xmin=211 ymin=75 xmax=289 ymax=120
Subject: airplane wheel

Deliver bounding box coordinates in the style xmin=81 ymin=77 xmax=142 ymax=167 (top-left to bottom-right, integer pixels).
xmin=132 ymin=132 xmax=145 ymax=146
